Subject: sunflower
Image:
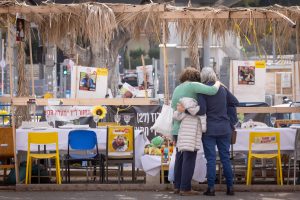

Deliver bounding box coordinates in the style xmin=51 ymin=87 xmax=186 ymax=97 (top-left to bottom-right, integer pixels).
xmin=0 ymin=110 xmax=9 ymax=125
xmin=91 ymin=106 xmax=107 ymax=119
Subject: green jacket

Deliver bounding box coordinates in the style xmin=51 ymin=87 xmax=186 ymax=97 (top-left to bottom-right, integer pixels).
xmin=171 ymin=81 xmax=219 ymax=136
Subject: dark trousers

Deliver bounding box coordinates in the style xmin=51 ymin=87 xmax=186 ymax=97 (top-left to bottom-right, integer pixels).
xmin=174 ymin=150 xmax=197 ymax=191
xmin=202 ymin=134 xmax=233 ymax=189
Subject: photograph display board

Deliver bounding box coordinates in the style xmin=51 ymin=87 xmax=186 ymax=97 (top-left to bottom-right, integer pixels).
xmin=230 ymin=60 xmax=266 ymax=102
xmin=71 ymin=66 xmax=108 ymax=98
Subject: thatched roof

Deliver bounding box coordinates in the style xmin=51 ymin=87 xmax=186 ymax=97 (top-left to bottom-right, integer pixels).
xmin=0 ymin=2 xmax=300 ymax=64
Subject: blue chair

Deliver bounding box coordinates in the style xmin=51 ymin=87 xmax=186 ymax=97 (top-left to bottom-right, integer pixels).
xmin=65 ymin=130 xmax=104 ymax=183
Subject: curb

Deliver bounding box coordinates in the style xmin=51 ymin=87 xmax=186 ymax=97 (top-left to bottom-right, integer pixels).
xmin=15 ymin=184 xmax=300 ymax=192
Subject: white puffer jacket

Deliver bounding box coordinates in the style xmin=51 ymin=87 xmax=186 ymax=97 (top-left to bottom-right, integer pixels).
xmin=173 ymin=97 xmax=206 ymax=152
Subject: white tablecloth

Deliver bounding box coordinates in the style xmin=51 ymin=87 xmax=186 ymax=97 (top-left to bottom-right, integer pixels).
xmin=16 ymin=128 xmax=149 ymax=169
xmin=141 ymin=128 xmax=297 ymax=179
xmin=235 ymin=128 xmax=297 ymax=151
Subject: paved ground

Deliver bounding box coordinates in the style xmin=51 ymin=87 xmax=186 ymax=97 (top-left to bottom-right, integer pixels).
xmin=0 ymin=191 xmax=299 ymax=200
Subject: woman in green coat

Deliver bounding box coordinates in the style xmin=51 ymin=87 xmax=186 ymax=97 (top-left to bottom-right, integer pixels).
xmin=171 ymin=67 xmax=220 ymax=196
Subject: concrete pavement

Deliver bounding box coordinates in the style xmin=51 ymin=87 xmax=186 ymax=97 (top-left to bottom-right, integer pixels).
xmin=0 ymin=191 xmax=299 ymax=200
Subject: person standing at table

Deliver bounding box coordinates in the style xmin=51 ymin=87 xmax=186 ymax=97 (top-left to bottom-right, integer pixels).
xmin=197 ymin=67 xmax=239 ymax=196
xmin=171 ymin=67 xmax=220 ymax=195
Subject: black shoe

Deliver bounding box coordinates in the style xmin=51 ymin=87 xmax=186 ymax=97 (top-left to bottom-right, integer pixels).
xmin=203 ymin=188 xmax=215 ymax=196
xmin=226 ymin=187 xmax=234 ymax=196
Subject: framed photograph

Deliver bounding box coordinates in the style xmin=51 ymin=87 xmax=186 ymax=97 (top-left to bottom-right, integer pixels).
xmin=16 ymin=18 xmax=25 ymax=42
xmin=79 ymin=71 xmax=97 ymax=91
xmin=238 ymin=66 xmax=255 ymax=85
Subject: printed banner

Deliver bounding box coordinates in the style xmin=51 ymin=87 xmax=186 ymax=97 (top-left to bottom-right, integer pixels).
xmin=106 ymin=105 xmax=162 ymax=140
xmin=45 ymin=106 xmax=93 ymax=122
xmin=44 ymin=105 xmax=162 ymax=140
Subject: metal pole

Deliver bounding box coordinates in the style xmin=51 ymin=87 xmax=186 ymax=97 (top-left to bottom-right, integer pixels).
xmin=59 ymin=63 xmax=63 ymax=98
xmin=203 ymin=28 xmax=211 ymax=68
xmin=162 ymin=20 xmax=169 ymax=104
xmin=153 ymin=58 xmax=158 ymax=98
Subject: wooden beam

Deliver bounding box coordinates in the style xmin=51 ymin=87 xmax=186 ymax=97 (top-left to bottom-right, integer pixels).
xmin=5 ymin=97 xmax=300 ymax=113
xmin=0 ymin=4 xmax=165 ymax=14
xmin=11 ymin=97 xmax=159 ymax=106
xmin=161 ymin=10 xmax=281 ymax=19
xmin=0 ymin=96 xmax=12 ymax=103
xmin=237 ymin=107 xmax=300 ymax=114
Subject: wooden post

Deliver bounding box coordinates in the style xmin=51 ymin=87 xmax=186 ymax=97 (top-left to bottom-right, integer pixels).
xmin=295 ymin=23 xmax=300 ymax=101
xmin=141 ymin=54 xmax=148 ymax=99
xmin=28 ymin=26 xmax=35 ymax=97
xmin=74 ymin=55 xmax=79 ymax=99
xmin=162 ymin=20 xmax=169 ymax=104
xmin=7 ymin=15 xmax=19 ymax=184
xmin=1 ymin=39 xmax=4 ymax=96
xmin=292 ymin=62 xmax=296 ymax=101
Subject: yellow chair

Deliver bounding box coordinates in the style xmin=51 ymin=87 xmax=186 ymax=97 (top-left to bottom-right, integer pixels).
xmin=25 ymin=132 xmax=61 ymax=184
xmin=246 ymin=132 xmax=283 ymax=185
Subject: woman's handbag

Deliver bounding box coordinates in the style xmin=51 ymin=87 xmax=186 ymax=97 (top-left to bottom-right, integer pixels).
xmin=231 ymin=130 xmax=237 ymax=144
xmin=151 ymin=104 xmax=173 ymax=137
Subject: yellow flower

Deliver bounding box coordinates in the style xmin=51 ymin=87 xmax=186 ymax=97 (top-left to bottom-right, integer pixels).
xmin=0 ymin=110 xmax=9 ymax=124
xmin=91 ymin=106 xmax=107 ymax=119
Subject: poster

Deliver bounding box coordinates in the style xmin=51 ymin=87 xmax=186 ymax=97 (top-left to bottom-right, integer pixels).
xmin=108 ymin=126 xmax=133 ymax=155
xmin=230 ymin=60 xmax=266 ymax=102
xmin=16 ymin=18 xmax=25 ymax=42
xmin=70 ymin=66 xmax=108 ymax=98
xmin=136 ymin=65 xmax=153 ymax=90
xmin=79 ymin=71 xmax=97 ymax=91
xmin=238 ymin=66 xmax=255 ymax=85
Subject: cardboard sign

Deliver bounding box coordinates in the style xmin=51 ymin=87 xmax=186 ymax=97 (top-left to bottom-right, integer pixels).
xmin=254 ymin=136 xmax=276 ymax=144
xmin=255 ymin=61 xmax=266 ymax=69
xmin=108 ymin=126 xmax=133 ymax=156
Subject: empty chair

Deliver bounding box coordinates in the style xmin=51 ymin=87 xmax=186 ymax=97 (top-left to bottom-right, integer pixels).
xmin=246 ymin=132 xmax=282 ymax=185
xmin=65 ymin=130 xmax=104 ymax=183
xmin=25 ymin=132 xmax=61 ymax=184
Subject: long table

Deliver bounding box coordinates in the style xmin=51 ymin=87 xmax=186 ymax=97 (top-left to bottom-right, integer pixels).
xmin=235 ymin=127 xmax=297 ymax=151
xmin=143 ymin=128 xmax=297 ymax=180
xmin=16 ymin=128 xmax=149 ymax=169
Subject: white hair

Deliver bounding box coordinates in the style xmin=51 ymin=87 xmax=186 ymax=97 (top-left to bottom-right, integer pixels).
xmin=200 ymin=67 xmax=217 ymax=83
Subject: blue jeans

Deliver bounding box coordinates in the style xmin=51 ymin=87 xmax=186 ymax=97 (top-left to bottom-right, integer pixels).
xmin=174 ymin=150 xmax=197 ymax=191
xmin=202 ymin=134 xmax=233 ymax=189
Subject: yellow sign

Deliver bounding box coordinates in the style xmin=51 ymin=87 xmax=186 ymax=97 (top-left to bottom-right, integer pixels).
xmin=108 ymin=126 xmax=133 ymax=155
xmin=255 ymin=61 xmax=266 ymax=69
xmin=96 ymin=68 xmax=108 ymax=76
